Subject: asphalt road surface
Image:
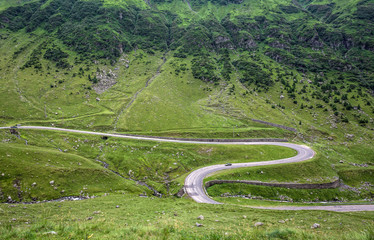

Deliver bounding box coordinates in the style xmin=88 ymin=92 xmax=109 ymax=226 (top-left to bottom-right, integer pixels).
xmin=184 ymin=143 xmax=314 ymax=204
xmin=1 ymin=125 xmax=373 ymax=212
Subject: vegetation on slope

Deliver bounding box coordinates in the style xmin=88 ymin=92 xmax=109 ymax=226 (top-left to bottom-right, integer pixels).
xmin=0 ymin=2 xmax=373 ymax=237
xmin=1 ymin=193 xmax=374 ymax=239
xmin=0 ymin=129 xmax=296 ymax=201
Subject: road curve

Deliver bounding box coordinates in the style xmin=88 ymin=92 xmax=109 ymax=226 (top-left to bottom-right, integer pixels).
xmin=184 ymin=143 xmax=314 ymax=204
xmin=1 ymin=126 xmax=373 ymax=212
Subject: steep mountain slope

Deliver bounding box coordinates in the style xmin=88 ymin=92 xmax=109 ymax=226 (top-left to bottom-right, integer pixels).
xmin=0 ymin=0 xmax=373 ymax=132
xmin=0 ymin=0 xmax=373 ymax=205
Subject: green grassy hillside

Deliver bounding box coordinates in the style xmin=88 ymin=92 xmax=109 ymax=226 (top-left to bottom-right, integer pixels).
xmin=1 ymin=193 xmax=374 ymax=239
xmin=0 ymin=129 xmax=296 ymax=201
xmin=0 ymin=0 xmax=373 ymax=238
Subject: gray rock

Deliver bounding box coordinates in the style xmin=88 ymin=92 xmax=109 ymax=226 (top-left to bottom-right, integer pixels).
xmin=311 ymin=223 xmax=320 ymax=229
xmin=49 ymin=180 xmax=54 ymax=185
xmin=254 ymin=222 xmax=263 ymax=227
xmin=243 ymin=215 xmax=247 ymax=219
xmin=197 ymin=215 xmax=204 ymax=220
xmin=43 ymin=231 xmax=57 ymax=235
xmin=196 ymin=222 xmax=203 ymax=227
xmin=345 ymin=134 xmax=355 ymax=139
xmin=278 ymin=220 xmax=285 ymax=223
xmin=116 ymin=205 xmax=120 ymax=208
xmin=31 ymin=182 xmax=37 ymax=187
xmin=87 ymin=217 xmax=93 ymax=220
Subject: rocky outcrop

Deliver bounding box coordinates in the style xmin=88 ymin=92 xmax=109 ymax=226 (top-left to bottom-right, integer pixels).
xmin=214 ymin=35 xmax=234 ymax=49
xmin=93 ymin=69 xmax=117 ymax=94
xmin=237 ymin=32 xmax=257 ymax=49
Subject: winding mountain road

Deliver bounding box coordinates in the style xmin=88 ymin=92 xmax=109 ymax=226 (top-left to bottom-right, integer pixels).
xmin=1 ymin=125 xmax=373 ymax=212
xmin=184 ymin=143 xmax=314 ymax=204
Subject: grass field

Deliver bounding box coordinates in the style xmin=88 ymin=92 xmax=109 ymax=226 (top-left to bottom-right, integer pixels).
xmin=1 ymin=193 xmax=374 ymax=239
xmin=0 ymin=129 xmax=297 ymax=201
xmin=0 ymin=0 xmax=374 ymax=238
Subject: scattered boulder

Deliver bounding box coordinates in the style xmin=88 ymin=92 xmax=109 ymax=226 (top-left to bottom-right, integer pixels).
xmin=339 ymin=160 xmax=344 ymax=163
xmin=197 ymin=215 xmax=204 ymax=220
xmin=278 ymin=220 xmax=285 ymax=223
xmin=345 ymin=134 xmax=355 ymax=140
xmin=175 ymin=187 xmax=185 ymax=198
xmin=311 ymin=223 xmax=320 ymax=229
xmin=31 ymin=182 xmax=37 ymax=187
xmin=87 ymin=217 xmax=93 ymax=221
xmin=243 ymin=215 xmax=247 ymax=219
xmin=116 ymin=205 xmax=120 ymax=208
xmin=96 ymin=98 xmax=101 ymax=102
xmin=196 ymin=222 xmax=203 ymax=227
xmin=43 ymin=231 xmax=57 ymax=235
xmin=254 ymin=222 xmax=264 ymax=227
xmin=49 ymin=180 xmax=54 ymax=185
